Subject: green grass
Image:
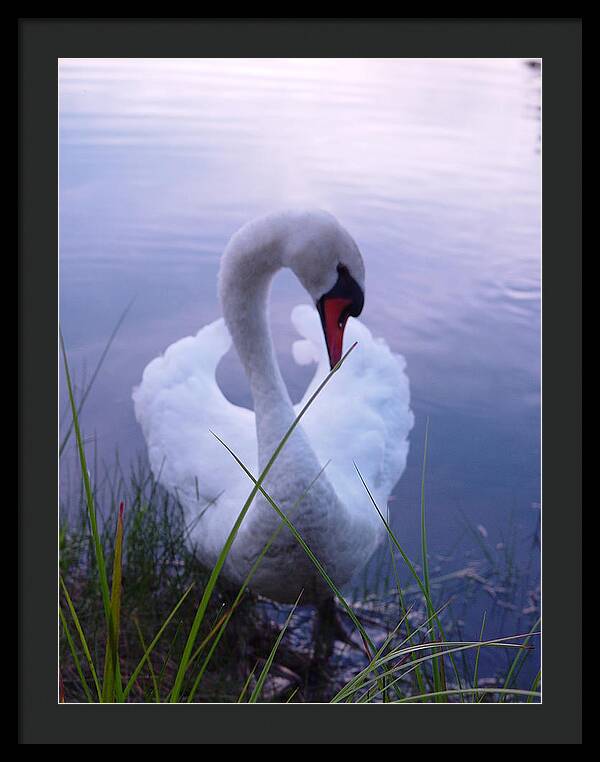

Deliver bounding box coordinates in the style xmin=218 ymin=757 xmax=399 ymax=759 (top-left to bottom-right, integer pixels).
xmin=59 ymin=329 xmax=541 ymax=704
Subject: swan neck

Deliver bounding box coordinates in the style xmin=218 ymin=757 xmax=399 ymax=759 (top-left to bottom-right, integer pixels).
xmin=218 ymin=221 xmax=342 ymax=542
xmin=219 ymin=238 xmax=291 ymax=416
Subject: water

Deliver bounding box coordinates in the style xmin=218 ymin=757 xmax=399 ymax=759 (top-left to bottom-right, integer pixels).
xmin=59 ymin=58 xmax=541 ymax=679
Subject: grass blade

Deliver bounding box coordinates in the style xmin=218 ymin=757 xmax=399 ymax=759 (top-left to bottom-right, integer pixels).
xmin=133 ymin=617 xmax=160 ymax=702
xmin=473 ymin=610 xmax=487 ymax=701
xmin=332 ymin=601 xmax=452 ymax=703
xmin=502 ymin=616 xmax=541 ymax=699
xmin=353 ymin=462 xmax=463 ymax=694
xmin=102 ymin=501 xmax=125 ymax=702
xmin=418 ymin=419 xmax=444 ymax=700
xmin=386 ymin=535 xmax=427 ymax=699
xmin=59 ymin=607 xmax=94 ymax=703
xmin=60 ymin=299 xmax=134 ymax=455
xmin=60 ymin=332 xmax=115 ymax=695
xmin=237 ymin=662 xmax=259 ymax=703
xmin=527 ymin=670 xmax=541 ymax=702
xmin=391 ymin=687 xmax=541 ymax=703
xmin=331 ymin=611 xmax=412 ymax=703
xmin=59 ymin=576 xmax=102 ymax=701
xmin=123 ymin=583 xmax=194 ymax=700
xmin=339 ymin=634 xmax=537 ymax=703
xmin=247 ymin=591 xmax=302 ymax=703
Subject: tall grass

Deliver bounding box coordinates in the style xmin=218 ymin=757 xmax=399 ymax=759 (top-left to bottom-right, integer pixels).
xmin=59 ymin=333 xmax=540 ymax=704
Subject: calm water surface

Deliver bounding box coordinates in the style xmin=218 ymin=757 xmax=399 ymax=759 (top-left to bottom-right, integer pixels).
xmin=60 ymin=58 xmax=541 ymax=662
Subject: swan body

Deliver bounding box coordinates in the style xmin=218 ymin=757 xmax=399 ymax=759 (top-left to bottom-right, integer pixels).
xmin=133 ymin=210 xmax=413 ymax=603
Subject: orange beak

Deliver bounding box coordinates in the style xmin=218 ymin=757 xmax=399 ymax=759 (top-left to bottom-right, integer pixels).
xmin=317 ymin=296 xmax=353 ymax=369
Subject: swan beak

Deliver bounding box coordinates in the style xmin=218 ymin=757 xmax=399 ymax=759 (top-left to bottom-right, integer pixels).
xmin=316 ymin=263 xmax=364 ymax=369
xmin=317 ymin=296 xmax=352 ymax=369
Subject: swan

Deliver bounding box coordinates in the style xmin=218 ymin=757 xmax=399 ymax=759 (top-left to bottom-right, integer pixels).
xmin=133 ymin=209 xmax=414 ymax=611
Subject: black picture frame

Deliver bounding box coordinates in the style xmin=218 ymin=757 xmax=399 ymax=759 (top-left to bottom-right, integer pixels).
xmin=19 ymin=18 xmax=581 ymax=744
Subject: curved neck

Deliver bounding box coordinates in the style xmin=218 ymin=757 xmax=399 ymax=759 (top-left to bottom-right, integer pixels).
xmin=219 ymin=234 xmax=297 ymax=468
xmin=218 ymin=218 xmax=346 ymax=568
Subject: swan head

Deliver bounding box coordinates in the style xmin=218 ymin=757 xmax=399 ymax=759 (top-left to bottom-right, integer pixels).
xmin=284 ymin=212 xmax=365 ymax=369
xmin=220 ymin=209 xmax=365 ymax=370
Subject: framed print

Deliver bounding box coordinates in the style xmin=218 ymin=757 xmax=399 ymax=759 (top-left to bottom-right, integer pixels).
xmin=19 ymin=18 xmax=581 ymax=744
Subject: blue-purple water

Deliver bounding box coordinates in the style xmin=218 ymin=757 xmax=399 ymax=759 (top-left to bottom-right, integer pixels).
xmin=60 ymin=58 xmax=541 ymax=684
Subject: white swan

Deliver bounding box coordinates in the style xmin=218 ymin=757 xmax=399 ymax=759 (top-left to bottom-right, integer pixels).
xmin=133 ymin=210 xmax=414 ymax=606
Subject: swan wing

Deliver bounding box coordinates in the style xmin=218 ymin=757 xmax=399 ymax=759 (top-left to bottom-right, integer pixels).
xmin=291 ymin=304 xmax=414 ymax=514
xmin=132 ymin=318 xmax=257 ymax=562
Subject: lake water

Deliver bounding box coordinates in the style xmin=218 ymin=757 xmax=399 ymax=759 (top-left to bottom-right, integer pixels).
xmin=59 ymin=58 xmax=541 ymax=677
